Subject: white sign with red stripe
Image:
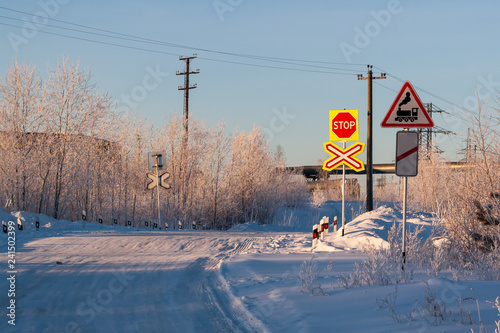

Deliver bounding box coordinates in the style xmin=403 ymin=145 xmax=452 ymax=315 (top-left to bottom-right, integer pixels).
xmin=396 ymin=131 xmax=419 ymax=177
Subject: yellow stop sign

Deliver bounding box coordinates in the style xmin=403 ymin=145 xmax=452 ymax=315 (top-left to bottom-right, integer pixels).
xmin=329 ymin=109 xmax=359 ymax=141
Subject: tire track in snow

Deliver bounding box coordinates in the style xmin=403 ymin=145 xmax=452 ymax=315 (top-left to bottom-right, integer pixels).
xmin=191 ymin=236 xmax=268 ymax=333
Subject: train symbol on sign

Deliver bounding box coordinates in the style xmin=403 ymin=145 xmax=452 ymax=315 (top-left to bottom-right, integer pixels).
xmin=394 ymin=92 xmax=418 ymax=123
xmin=395 ymin=107 xmax=419 ymax=122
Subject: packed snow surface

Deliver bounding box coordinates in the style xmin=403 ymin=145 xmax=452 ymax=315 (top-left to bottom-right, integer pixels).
xmin=0 ymin=203 xmax=499 ymax=332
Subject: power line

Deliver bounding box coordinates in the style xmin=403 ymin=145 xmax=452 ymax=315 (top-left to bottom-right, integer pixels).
xmin=373 ymin=65 xmax=471 ymax=113
xmin=0 ymin=6 xmax=366 ymax=71
xmin=0 ymin=21 xmax=360 ymax=75
xmin=198 ymin=56 xmax=356 ymax=75
xmin=0 ymin=21 xmax=179 ymax=56
xmin=373 ymin=81 xmax=399 ymax=93
xmin=0 ymin=6 xmax=479 ymax=134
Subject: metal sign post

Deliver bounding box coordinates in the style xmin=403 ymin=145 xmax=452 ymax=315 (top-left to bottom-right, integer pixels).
xmin=395 ymin=130 xmax=419 ymax=270
xmin=154 ymin=154 xmax=162 ymax=231
xmin=341 ymin=141 xmax=346 ymax=236
xmin=147 ymin=152 xmax=171 ymax=230
xmin=402 ymin=175 xmax=408 ymax=268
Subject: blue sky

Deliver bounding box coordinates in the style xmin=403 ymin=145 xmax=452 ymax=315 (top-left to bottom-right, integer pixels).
xmin=0 ymin=0 xmax=499 ymax=166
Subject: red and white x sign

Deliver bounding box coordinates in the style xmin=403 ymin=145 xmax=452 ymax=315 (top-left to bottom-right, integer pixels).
xmin=323 ymin=142 xmax=365 ymax=172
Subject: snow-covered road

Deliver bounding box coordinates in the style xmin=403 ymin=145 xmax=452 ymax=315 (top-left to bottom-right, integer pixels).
xmin=0 ymin=231 xmax=267 ymax=333
xmin=2 ymin=206 xmax=499 ymax=333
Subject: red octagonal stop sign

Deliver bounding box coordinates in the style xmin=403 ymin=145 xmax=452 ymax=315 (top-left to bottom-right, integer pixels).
xmin=330 ymin=110 xmax=359 ymax=141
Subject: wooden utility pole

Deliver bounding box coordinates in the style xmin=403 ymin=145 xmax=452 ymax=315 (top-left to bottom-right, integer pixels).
xmin=176 ymin=55 xmax=199 ymax=209
xmin=177 ymin=54 xmax=199 ymax=149
xmin=357 ymin=65 xmax=386 ymax=212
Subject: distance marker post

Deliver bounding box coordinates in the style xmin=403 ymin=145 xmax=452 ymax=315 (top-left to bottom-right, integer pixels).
xmin=312 ymin=224 xmax=319 ymax=248
xmin=82 ymin=210 xmax=86 ymax=228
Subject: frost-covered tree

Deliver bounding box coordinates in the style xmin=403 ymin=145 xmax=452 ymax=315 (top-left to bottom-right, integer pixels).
xmin=0 ymin=60 xmax=43 ymax=212
xmin=0 ymin=58 xmax=309 ymax=228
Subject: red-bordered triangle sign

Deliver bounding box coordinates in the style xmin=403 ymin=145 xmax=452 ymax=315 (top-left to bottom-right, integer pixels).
xmin=381 ymin=81 xmax=434 ymax=128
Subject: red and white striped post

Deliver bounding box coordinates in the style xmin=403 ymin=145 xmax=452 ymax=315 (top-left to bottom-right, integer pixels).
xmin=312 ymin=224 xmax=319 ymax=248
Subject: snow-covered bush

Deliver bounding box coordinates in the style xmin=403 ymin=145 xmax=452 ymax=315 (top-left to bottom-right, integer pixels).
xmin=490 ymin=297 xmax=500 ymax=333
xmin=339 ymin=223 xmax=421 ymax=288
xmin=298 ymin=255 xmax=326 ymax=296
xmin=420 ymin=282 xmax=451 ymax=325
xmin=375 ymin=281 xmax=477 ymax=327
xmin=375 ymin=286 xmax=402 ymax=323
xmin=408 ymin=95 xmax=500 ymax=275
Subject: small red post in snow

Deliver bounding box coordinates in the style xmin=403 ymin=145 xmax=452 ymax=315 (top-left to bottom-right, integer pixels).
xmin=320 ymin=218 xmax=325 ymax=241
xmin=312 ymin=224 xmax=319 ymax=248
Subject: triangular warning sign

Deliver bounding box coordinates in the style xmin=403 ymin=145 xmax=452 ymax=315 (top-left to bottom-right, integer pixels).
xmin=381 ymin=81 xmax=434 ymax=128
